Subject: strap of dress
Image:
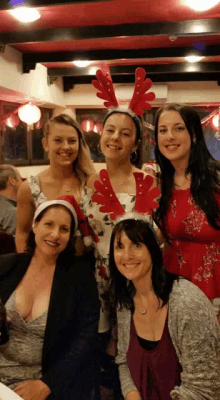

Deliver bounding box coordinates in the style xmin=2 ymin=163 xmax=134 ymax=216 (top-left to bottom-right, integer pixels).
xmin=27 ymin=176 xmax=48 ymax=207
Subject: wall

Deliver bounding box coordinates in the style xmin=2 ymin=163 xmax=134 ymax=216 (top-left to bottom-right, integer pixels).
xmin=65 ymin=81 xmax=220 ymax=107
xmin=0 ymin=46 xmax=64 ymax=107
xmin=17 ymin=163 xmax=106 ymax=178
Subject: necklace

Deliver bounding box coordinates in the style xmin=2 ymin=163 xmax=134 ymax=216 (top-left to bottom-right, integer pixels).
xmin=112 ymin=173 xmax=133 ymax=186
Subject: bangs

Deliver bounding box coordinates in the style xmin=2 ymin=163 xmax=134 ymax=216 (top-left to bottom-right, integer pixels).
xmin=114 ymin=219 xmax=147 ymax=247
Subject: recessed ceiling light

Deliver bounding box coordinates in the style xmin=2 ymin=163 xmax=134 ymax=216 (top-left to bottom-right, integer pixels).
xmin=10 ymin=7 xmax=41 ymax=22
xmin=74 ymin=61 xmax=90 ymax=68
xmin=185 ymin=56 xmax=204 ymax=62
xmin=184 ymin=0 xmax=220 ymax=11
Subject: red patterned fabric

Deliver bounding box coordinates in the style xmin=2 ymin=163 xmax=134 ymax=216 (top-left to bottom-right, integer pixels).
xmin=164 ymin=188 xmax=220 ymax=299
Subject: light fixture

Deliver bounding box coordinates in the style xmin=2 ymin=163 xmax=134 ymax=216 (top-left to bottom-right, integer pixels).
xmin=18 ymin=103 xmax=41 ymax=125
xmin=185 ymin=56 xmax=204 ymax=62
xmin=5 ymin=114 xmax=20 ymax=129
xmin=212 ymin=114 xmax=219 ymax=130
xmin=74 ymin=61 xmax=90 ymax=68
xmin=184 ymin=0 xmax=220 ymax=11
xmin=10 ymin=7 xmax=41 ymax=23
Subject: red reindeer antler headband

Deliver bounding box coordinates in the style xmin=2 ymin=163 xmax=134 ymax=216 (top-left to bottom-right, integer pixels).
xmin=92 ymin=169 xmax=160 ymax=222
xmin=92 ymin=63 xmax=156 ymax=116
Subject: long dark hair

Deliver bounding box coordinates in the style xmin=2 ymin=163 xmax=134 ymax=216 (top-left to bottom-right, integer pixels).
xmin=109 ymin=219 xmax=178 ymax=312
xmin=25 ymin=204 xmax=76 ymax=259
xmin=154 ymin=103 xmax=220 ymax=235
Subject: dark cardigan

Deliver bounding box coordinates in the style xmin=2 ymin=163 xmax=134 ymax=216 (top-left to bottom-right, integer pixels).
xmin=0 ymin=250 xmax=100 ymax=399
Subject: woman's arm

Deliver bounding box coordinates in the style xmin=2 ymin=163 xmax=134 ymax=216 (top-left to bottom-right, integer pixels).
xmin=170 ymin=281 xmax=220 ymax=400
xmin=116 ymin=309 xmax=140 ymax=399
xmin=15 ymin=181 xmax=35 ymax=253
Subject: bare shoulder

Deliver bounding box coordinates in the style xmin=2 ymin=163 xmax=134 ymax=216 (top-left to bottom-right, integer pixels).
xmin=17 ymin=179 xmax=32 ymax=202
xmin=86 ymin=173 xmax=100 ymax=190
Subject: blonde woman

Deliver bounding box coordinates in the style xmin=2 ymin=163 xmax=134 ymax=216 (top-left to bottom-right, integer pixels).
xmin=16 ymin=113 xmax=95 ymax=253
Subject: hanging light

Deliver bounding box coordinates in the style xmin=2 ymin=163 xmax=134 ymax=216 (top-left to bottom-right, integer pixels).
xmin=80 ymin=119 xmax=95 ymax=133
xmin=18 ymin=103 xmax=41 ymax=125
xmin=5 ymin=114 xmax=20 ymax=128
xmin=212 ymin=114 xmax=219 ymax=130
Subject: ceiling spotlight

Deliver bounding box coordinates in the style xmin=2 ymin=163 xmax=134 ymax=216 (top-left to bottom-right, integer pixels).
xmin=74 ymin=61 xmax=90 ymax=68
xmin=185 ymin=56 xmax=204 ymax=62
xmin=10 ymin=7 xmax=41 ymax=22
xmin=184 ymin=0 xmax=220 ymax=11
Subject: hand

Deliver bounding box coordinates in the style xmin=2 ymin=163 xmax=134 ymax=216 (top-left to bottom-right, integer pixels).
xmin=14 ymin=380 xmax=51 ymax=400
xmin=125 ymin=390 xmax=142 ymax=400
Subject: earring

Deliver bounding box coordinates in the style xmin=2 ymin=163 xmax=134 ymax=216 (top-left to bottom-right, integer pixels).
xmin=131 ymin=150 xmax=137 ymax=162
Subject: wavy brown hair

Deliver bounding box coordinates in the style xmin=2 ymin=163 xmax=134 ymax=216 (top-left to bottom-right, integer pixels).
xmin=44 ymin=113 xmax=95 ymax=182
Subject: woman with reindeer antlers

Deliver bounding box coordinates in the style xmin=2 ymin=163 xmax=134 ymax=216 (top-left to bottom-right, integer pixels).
xmin=82 ymin=64 xmax=159 ymax=397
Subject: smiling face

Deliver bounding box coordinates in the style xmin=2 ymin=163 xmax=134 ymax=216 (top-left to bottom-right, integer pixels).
xmin=157 ymin=110 xmax=192 ymax=166
xmin=100 ymin=113 xmax=139 ymax=163
xmin=33 ymin=206 xmax=71 ymax=258
xmin=114 ymin=230 xmax=152 ymax=284
xmin=42 ymin=123 xmax=79 ymax=166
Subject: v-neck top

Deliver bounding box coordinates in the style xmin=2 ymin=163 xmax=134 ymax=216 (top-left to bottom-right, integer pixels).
xmin=126 ymin=312 xmax=182 ymax=400
xmin=0 ymin=291 xmax=47 ymax=389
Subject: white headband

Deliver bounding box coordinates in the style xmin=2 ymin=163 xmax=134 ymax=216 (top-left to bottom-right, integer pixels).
xmin=33 ymin=200 xmax=78 ymax=230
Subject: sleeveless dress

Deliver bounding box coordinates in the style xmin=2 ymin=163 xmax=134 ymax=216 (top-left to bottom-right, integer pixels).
xmin=127 ymin=314 xmax=182 ymax=400
xmin=81 ymin=186 xmax=137 ymax=333
xmin=27 ymin=175 xmax=83 ymax=237
xmin=164 ymin=188 xmax=220 ymax=299
xmin=0 ymin=291 xmax=47 ymax=389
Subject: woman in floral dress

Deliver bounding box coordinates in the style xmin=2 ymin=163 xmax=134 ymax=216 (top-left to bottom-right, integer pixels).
xmin=16 ymin=113 xmax=95 ymax=253
xmin=154 ymin=103 xmax=220 ymax=321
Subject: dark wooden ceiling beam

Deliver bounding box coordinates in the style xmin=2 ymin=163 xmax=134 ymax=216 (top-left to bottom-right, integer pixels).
xmin=48 ymin=62 xmax=220 ymax=77
xmin=1 ymin=18 xmax=220 ymax=45
xmin=22 ymin=45 xmax=220 ymax=64
xmin=0 ymin=0 xmax=110 ymax=10
xmin=63 ymin=72 xmax=220 ymax=89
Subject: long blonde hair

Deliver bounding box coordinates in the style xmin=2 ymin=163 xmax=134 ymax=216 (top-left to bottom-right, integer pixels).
xmin=44 ymin=114 xmax=95 ymax=182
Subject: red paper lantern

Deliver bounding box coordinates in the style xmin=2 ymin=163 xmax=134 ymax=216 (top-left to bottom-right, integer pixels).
xmin=34 ymin=118 xmax=43 ymax=130
xmin=81 ymin=119 xmax=95 ymax=133
xmin=5 ymin=114 xmax=20 ymax=128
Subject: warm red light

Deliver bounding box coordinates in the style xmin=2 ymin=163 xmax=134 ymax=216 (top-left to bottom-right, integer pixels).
xmin=81 ymin=119 xmax=95 ymax=133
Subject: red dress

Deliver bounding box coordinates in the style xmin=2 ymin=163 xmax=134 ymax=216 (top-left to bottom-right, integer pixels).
xmin=164 ymin=188 xmax=220 ymax=299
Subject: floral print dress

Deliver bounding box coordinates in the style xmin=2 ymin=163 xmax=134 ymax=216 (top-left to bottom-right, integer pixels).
xmin=82 ymin=186 xmax=136 ymax=333
xmin=164 ymin=188 xmax=220 ymax=299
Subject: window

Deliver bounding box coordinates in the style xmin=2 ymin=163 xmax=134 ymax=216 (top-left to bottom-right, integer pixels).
xmin=76 ymin=109 xmax=106 ymax=163
xmin=0 ymin=101 xmax=52 ymax=165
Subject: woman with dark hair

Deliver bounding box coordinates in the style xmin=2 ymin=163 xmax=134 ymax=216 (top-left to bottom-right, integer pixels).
xmin=16 ymin=113 xmax=95 ymax=253
xmin=153 ymin=103 xmax=220 ymax=318
xmin=109 ymin=218 xmax=220 ymax=400
xmin=0 ymin=196 xmax=100 ymax=400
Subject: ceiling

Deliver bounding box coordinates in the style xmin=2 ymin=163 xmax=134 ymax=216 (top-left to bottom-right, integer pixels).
xmin=0 ymin=0 xmax=220 ymax=92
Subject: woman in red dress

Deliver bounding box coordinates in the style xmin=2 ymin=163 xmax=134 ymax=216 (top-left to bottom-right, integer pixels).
xmin=154 ymin=103 xmax=220 ymax=320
